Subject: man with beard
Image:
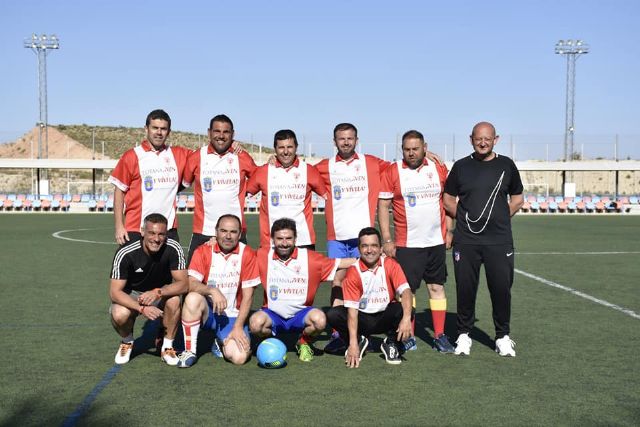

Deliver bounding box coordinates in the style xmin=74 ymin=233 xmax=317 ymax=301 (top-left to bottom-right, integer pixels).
xmin=249 ymin=218 xmax=356 ymax=362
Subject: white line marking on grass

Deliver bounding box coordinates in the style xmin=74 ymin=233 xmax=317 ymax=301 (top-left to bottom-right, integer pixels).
xmin=52 ymin=228 xmax=115 ymax=245
xmin=518 ymin=251 xmax=640 ymax=255
xmin=515 ymin=268 xmax=640 ymax=320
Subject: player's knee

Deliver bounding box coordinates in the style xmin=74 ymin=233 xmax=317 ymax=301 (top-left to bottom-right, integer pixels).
xmin=249 ymin=312 xmax=266 ymax=334
xmin=111 ymin=304 xmax=134 ymax=324
xmin=427 ymin=283 xmax=446 ymax=298
xmin=164 ymin=295 xmax=181 ymax=313
xmin=223 ymin=340 xmax=250 ymax=365
xmin=182 ymin=292 xmax=203 ymax=314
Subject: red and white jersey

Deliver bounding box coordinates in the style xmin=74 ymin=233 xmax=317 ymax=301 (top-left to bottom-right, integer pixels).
xmin=108 ymin=141 xmax=190 ymax=232
xmin=380 ymin=159 xmax=448 ymax=248
xmin=315 ymin=154 xmax=390 ymax=241
xmin=188 ymin=242 xmax=260 ymax=317
xmin=343 ymin=255 xmax=410 ymax=314
xmin=182 ymin=146 xmax=257 ymax=235
xmin=257 ymin=247 xmax=339 ymax=319
xmin=246 ymin=158 xmax=327 ymax=247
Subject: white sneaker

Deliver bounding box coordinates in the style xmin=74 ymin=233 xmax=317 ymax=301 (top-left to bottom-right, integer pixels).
xmin=454 ymin=333 xmax=472 ymax=356
xmin=115 ymin=342 xmax=133 ymax=364
xmin=495 ymin=335 xmax=516 ymax=357
xmin=161 ymin=347 xmax=180 ymax=366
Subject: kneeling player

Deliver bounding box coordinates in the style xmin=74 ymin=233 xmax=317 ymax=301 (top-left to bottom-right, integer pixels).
xmin=178 ymin=214 xmax=260 ymax=367
xmin=249 ymin=218 xmax=356 ymax=362
xmin=327 ymin=227 xmax=413 ymax=367
xmin=110 ymin=213 xmax=188 ymax=365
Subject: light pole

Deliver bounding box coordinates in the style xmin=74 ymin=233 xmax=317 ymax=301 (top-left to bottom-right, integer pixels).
xmin=555 ymin=39 xmax=589 ymax=161
xmin=24 ymin=33 xmax=60 ymax=195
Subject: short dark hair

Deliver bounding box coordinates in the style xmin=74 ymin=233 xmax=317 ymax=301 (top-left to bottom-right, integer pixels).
xmin=358 ymin=227 xmax=381 ymax=245
xmin=215 ymin=214 xmax=241 ymax=230
xmin=210 ymin=114 xmax=234 ymax=131
xmin=401 ymin=130 xmax=424 ymax=145
xmin=143 ymin=213 xmax=168 ymax=227
xmin=333 ymin=123 xmax=358 ymax=138
xmin=271 ymin=217 xmax=297 ymax=238
xmin=273 ymin=129 xmax=298 ymax=149
xmin=145 ymin=109 xmax=171 ymax=128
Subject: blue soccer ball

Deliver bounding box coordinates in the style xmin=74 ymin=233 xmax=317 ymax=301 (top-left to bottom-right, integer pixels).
xmin=257 ymin=338 xmax=287 ymax=369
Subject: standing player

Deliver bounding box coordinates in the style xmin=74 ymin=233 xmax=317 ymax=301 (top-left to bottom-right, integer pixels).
xmin=177 ymin=214 xmax=260 ymax=367
xmin=182 ymin=114 xmax=257 ymax=262
xmin=108 ymin=109 xmax=191 ymax=245
xmin=378 ymin=130 xmax=455 ymax=353
xmin=249 ymin=218 xmax=356 ymax=362
xmin=443 ymin=122 xmax=523 ymax=357
xmin=109 ymin=213 xmax=188 ymax=365
xmin=327 ymin=227 xmax=413 ymax=367
xmin=246 ymin=129 xmax=328 ymax=249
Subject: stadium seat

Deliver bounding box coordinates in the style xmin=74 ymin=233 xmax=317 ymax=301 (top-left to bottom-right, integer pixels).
xmin=0 ymin=194 xmax=6 ymax=201
xmin=63 ymin=194 xmax=72 ymax=202
xmin=574 ymin=196 xmax=583 ymax=203
xmin=592 ymin=196 xmax=601 ymax=204
xmin=23 ymin=199 xmax=32 ymax=211
xmin=178 ymin=194 xmax=188 ymax=202
xmin=595 ymin=202 xmax=605 ymax=213
xmin=177 ymin=200 xmax=187 ymax=212
xmin=81 ymin=194 xmax=91 ymax=203
xmin=186 ymin=200 xmax=195 ymax=212
xmin=537 ymin=196 xmax=546 ymax=203
xmin=51 ymin=199 xmax=61 ymax=211
xmin=549 ymin=202 xmax=558 ymax=213
xmin=585 ymin=202 xmax=595 ymax=213
xmin=582 ymin=196 xmax=591 ymax=203
xmin=526 ymin=195 xmax=536 ymax=203
xmin=8 ymin=194 xmax=17 ymax=201
xmin=60 ymin=200 xmax=70 ymax=212
xmin=187 ymin=194 xmax=195 ymax=202
xmin=106 ymin=200 xmax=114 ymax=211
xmin=629 ymin=196 xmax=638 ymax=204
xmin=72 ymin=194 xmax=81 ymax=203
xmin=530 ymin=201 xmax=540 ymax=213
xmin=53 ymin=194 xmax=63 ymax=201
xmin=87 ymin=200 xmax=97 ymax=211
xmin=521 ymin=202 xmax=530 ymax=213
xmin=41 ymin=199 xmax=51 ymax=211
xmin=575 ymin=201 xmax=585 ymax=213
xmin=539 ymin=202 xmax=549 ymax=213
xmin=2 ymin=199 xmax=13 ymax=211
xmin=97 ymin=200 xmax=106 ymax=212
xmin=555 ymin=196 xmax=564 ymax=204
xmin=567 ymin=202 xmax=576 ymax=213
xmin=32 ymin=200 xmax=42 ymax=211
xmin=13 ymin=199 xmax=23 ymax=211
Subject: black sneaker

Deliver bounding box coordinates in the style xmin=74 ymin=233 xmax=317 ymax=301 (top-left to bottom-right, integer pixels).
xmin=345 ymin=335 xmax=369 ymax=360
xmin=433 ymin=334 xmax=455 ymax=353
xmin=381 ymin=337 xmax=402 ymax=365
xmin=324 ymin=332 xmax=347 ymax=355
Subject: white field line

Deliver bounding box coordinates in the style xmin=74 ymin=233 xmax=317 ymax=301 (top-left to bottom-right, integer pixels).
xmin=52 ymin=229 xmax=115 ymax=245
xmin=514 ymin=268 xmax=640 ymax=320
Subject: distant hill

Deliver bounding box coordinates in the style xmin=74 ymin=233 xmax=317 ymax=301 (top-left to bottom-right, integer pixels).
xmin=52 ymin=124 xmax=271 ymax=159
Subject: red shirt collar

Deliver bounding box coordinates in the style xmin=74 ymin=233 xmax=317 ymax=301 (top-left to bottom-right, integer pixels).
xmin=207 ymin=144 xmax=234 ymax=156
xmin=275 ymin=157 xmax=300 ymax=169
xmin=334 ymin=152 xmax=360 ymax=163
xmin=213 ymin=242 xmax=240 ymax=255
xmin=358 ymin=257 xmax=382 ymax=272
xmin=272 ymin=247 xmax=299 ymax=262
xmin=401 ymin=158 xmax=428 ymax=170
xmin=141 ymin=140 xmax=167 ymax=153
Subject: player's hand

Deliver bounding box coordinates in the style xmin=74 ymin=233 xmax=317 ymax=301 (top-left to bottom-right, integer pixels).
xmin=231 ymin=140 xmax=245 ymax=153
xmin=139 ymin=305 xmax=163 ymax=321
xmin=445 ymin=231 xmax=453 ymax=249
xmin=396 ymin=317 xmax=412 ymax=343
xmin=382 ymin=241 xmax=396 ymax=258
xmin=425 ymin=150 xmax=443 ymax=165
xmin=206 ymin=235 xmax=217 ymax=246
xmin=267 ymin=154 xmax=277 ymax=166
xmin=345 ymin=344 xmax=361 ymax=368
xmin=225 ymin=328 xmax=250 ymax=353
xmin=208 ymin=288 xmax=227 ymax=314
xmin=115 ymin=224 xmax=129 ymax=245
xmin=137 ymin=289 xmax=161 ymax=306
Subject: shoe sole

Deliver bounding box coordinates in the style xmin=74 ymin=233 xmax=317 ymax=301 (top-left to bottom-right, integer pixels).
xmin=495 ymin=350 xmax=516 ymax=357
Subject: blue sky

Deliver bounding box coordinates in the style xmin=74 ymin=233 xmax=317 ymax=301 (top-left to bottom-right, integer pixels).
xmin=1 ymin=0 xmax=639 ymax=160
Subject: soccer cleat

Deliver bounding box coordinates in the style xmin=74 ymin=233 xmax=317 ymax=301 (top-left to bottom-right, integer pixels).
xmin=433 ymin=334 xmax=455 ymax=353
xmin=380 ymin=337 xmax=402 ymax=365
xmin=296 ymin=342 xmax=314 ymax=362
xmin=402 ymin=336 xmax=417 ymax=352
xmin=495 ymin=335 xmax=516 ymax=357
xmin=177 ymin=350 xmax=197 ymax=368
xmin=161 ymin=347 xmax=180 ymax=366
xmin=114 ymin=342 xmax=133 ymax=364
xmin=324 ymin=332 xmax=347 ymax=355
xmin=211 ymin=339 xmax=224 ymax=358
xmin=346 ymin=335 xmax=369 ymax=360
xmin=454 ymin=333 xmax=472 ymax=356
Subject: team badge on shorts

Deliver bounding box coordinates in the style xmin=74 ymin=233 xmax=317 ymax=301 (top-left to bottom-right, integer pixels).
xmin=406 ymin=193 xmax=416 ymax=207
xmin=271 ymin=192 xmax=280 ymax=206
xmin=333 ymin=185 xmax=342 ymax=200
xmin=144 ymin=176 xmax=154 ymax=191
xmin=203 ymin=177 xmax=212 ymax=192
xmin=359 ymin=297 xmax=368 ymax=309
xmin=454 ymin=251 xmax=461 ymax=262
xmin=269 ymin=285 xmax=279 ymax=301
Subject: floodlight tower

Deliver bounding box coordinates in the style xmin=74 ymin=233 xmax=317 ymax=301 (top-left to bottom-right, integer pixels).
xmin=555 ymin=39 xmax=589 ymax=161
xmin=23 ymin=34 xmax=60 ymax=171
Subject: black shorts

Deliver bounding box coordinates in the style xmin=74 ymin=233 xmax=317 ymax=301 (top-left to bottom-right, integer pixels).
xmin=395 ymin=245 xmax=447 ymax=292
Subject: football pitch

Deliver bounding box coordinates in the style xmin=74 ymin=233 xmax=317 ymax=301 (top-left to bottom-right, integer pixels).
xmin=1 ymin=213 xmax=639 ymax=426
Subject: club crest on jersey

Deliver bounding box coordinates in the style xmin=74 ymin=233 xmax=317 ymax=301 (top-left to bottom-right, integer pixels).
xmin=203 ymin=177 xmax=212 ymax=192
xmin=231 ymin=259 xmax=239 ymax=268
xmin=359 ymin=297 xmax=368 ymax=309
xmin=406 ymin=193 xmax=416 ymax=207
xmin=269 ymin=285 xmax=279 ymax=301
xmin=454 ymin=251 xmax=461 ymax=262
xmin=143 ymin=176 xmax=154 ymax=191
xmin=271 ymin=192 xmax=280 ymax=206
xmin=293 ymin=264 xmax=301 ymax=274
xmin=163 ymin=157 xmax=171 ymax=164
xmin=427 ymin=172 xmax=433 ymax=180
xmin=293 ymin=172 xmax=300 ymax=181
xmin=227 ymin=157 xmax=234 ymax=165
xmin=354 ymin=164 xmax=361 ymax=173
xmin=333 ymin=185 xmax=342 ymax=200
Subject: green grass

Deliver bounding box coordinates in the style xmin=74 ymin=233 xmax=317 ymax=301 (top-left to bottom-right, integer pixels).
xmin=1 ymin=214 xmax=639 ymax=426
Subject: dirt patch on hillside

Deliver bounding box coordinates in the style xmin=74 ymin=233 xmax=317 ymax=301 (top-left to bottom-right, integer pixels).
xmin=0 ymin=126 xmax=110 ymax=160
